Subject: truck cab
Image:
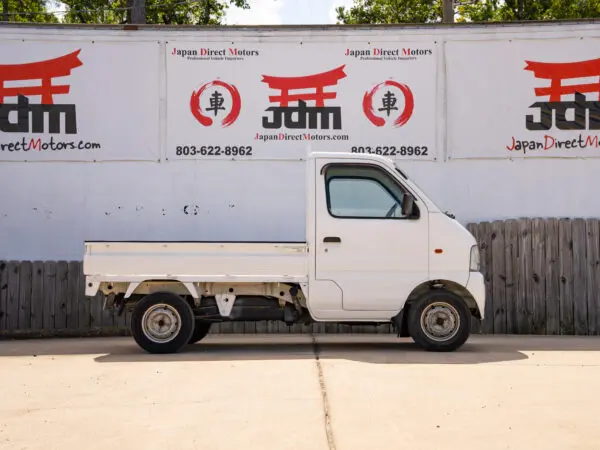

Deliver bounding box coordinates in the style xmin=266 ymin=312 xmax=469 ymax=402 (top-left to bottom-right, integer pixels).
xmin=84 ymin=152 xmax=485 ymax=354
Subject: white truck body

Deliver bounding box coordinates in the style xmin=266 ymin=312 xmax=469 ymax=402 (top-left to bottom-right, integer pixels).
xmin=84 ymin=152 xmax=484 ymax=353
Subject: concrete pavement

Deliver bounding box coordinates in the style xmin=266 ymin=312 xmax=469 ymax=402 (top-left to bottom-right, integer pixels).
xmin=1 ymin=334 xmax=600 ymax=449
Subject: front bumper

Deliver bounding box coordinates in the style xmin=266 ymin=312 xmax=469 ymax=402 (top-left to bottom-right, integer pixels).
xmin=466 ymin=271 xmax=486 ymax=320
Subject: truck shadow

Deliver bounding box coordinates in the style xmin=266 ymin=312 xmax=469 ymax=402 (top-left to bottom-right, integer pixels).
xmin=96 ymin=340 xmax=528 ymax=365
xmin=2 ymin=335 xmax=600 ymax=365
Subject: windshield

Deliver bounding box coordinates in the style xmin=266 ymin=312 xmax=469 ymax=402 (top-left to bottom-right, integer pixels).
xmin=393 ymin=163 xmax=444 ymax=215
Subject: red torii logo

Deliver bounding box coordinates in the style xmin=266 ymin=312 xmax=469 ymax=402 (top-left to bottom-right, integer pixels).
xmin=261 ymin=65 xmax=346 ymax=130
xmin=0 ymin=50 xmax=83 ymax=134
xmin=524 ymin=57 xmax=600 ymax=130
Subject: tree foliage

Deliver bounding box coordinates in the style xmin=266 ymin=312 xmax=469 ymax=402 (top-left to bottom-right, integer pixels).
xmin=1 ymin=0 xmax=250 ymax=24
xmin=1 ymin=0 xmax=59 ymax=22
xmin=60 ymin=0 xmax=249 ymax=24
xmin=335 ymin=0 xmax=600 ymax=24
xmin=335 ymin=0 xmax=442 ymax=23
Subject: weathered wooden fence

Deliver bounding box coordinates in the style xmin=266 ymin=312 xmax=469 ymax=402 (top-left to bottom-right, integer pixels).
xmin=466 ymin=218 xmax=600 ymax=336
xmin=1 ymin=218 xmax=599 ymax=337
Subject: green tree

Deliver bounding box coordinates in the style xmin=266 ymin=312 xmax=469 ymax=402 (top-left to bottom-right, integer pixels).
xmin=59 ymin=0 xmax=250 ymax=24
xmin=335 ymin=0 xmax=600 ymax=24
xmin=456 ymin=0 xmax=600 ymax=21
xmin=2 ymin=0 xmax=59 ymax=22
xmin=335 ymin=0 xmax=443 ymax=24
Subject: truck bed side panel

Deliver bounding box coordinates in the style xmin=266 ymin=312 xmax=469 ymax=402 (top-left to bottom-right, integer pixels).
xmin=83 ymin=242 xmax=309 ymax=283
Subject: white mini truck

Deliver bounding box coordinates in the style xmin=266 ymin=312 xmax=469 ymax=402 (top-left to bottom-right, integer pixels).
xmin=84 ymin=152 xmax=485 ymax=353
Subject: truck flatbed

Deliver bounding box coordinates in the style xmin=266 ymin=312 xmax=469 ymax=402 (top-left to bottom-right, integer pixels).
xmin=84 ymin=241 xmax=309 ymax=284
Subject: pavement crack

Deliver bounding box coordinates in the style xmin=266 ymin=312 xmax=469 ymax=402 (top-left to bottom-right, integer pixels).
xmin=311 ymin=334 xmax=336 ymax=450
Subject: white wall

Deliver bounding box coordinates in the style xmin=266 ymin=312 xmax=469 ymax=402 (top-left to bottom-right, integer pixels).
xmin=1 ymin=21 xmax=599 ymax=260
xmin=1 ymin=156 xmax=599 ymax=260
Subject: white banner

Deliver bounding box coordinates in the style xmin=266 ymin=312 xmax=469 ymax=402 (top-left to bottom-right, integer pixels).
xmin=166 ymin=41 xmax=438 ymax=161
xmin=0 ymin=40 xmax=160 ymax=161
xmin=446 ymin=37 xmax=600 ymax=159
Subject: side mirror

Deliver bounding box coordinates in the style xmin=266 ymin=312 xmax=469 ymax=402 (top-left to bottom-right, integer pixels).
xmin=401 ymin=193 xmax=415 ymax=217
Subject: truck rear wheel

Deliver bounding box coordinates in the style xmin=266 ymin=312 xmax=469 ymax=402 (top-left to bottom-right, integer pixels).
xmin=407 ymin=290 xmax=471 ymax=352
xmin=188 ymin=320 xmax=212 ymax=344
xmin=131 ymin=292 xmax=194 ymax=354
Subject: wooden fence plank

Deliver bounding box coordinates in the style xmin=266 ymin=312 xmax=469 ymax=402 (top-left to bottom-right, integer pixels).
xmin=90 ymin=293 xmax=103 ymax=329
xmin=559 ymin=219 xmax=575 ymax=335
xmin=278 ymin=320 xmax=291 ymax=334
xmin=78 ymin=264 xmax=91 ymax=330
xmin=290 ymin=323 xmax=304 ymax=334
xmin=112 ymin=296 xmax=128 ymax=331
xmin=504 ymin=220 xmax=518 ymax=334
xmin=378 ymin=323 xmax=392 ymax=334
xmin=6 ymin=262 xmax=20 ymax=330
xmin=54 ymin=262 xmax=68 ymax=330
xmin=326 ymin=321 xmax=339 ymax=334
xmin=30 ymin=261 xmax=45 ymax=331
xmin=55 ymin=262 xmax=68 ymax=329
xmin=101 ymin=292 xmax=114 ymax=330
xmin=468 ymin=223 xmax=484 ymax=334
xmin=244 ymin=321 xmax=256 ymax=334
xmin=517 ymin=219 xmax=533 ymax=334
xmin=265 ymin=320 xmax=277 ymax=334
xmin=218 ymin=319 xmax=234 ymax=334
xmin=586 ymin=220 xmax=600 ymax=336
xmin=0 ymin=262 xmax=8 ymax=330
xmin=312 ymin=321 xmax=327 ymax=334
xmin=572 ymin=219 xmax=588 ymax=335
xmin=124 ymin=305 xmax=132 ymax=330
xmin=232 ymin=319 xmax=245 ymax=334
xmin=531 ymin=219 xmax=547 ymax=335
xmin=301 ymin=322 xmax=313 ymax=334
xmin=481 ymin=222 xmax=494 ymax=333
xmin=43 ymin=262 xmax=56 ymax=330
xmin=491 ymin=220 xmax=507 ymax=334
xmin=17 ymin=262 xmax=32 ymax=330
xmin=66 ymin=261 xmax=80 ymax=330
xmin=255 ymin=320 xmax=268 ymax=334
xmin=337 ymin=323 xmax=352 ymax=334
xmin=545 ymin=219 xmax=560 ymax=335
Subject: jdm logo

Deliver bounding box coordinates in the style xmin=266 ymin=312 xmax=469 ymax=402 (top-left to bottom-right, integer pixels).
xmin=362 ymin=80 xmax=414 ymax=128
xmin=524 ymin=57 xmax=600 ymax=131
xmin=260 ymin=65 xmax=347 ymax=130
xmin=0 ymin=50 xmax=83 ymax=134
xmin=189 ymin=80 xmax=241 ymax=127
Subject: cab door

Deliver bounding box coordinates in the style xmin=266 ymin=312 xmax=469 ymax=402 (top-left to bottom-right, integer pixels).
xmin=314 ymin=159 xmax=429 ymax=312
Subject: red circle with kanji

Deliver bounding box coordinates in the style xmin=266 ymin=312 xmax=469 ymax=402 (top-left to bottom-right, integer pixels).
xmin=189 ymin=80 xmax=241 ymax=128
xmin=362 ymin=80 xmax=414 ymax=128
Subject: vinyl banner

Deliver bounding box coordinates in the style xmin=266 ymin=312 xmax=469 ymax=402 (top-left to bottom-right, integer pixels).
xmin=446 ymin=37 xmax=600 ymax=159
xmin=0 ymin=40 xmax=160 ymax=161
xmin=166 ymin=41 xmax=438 ymax=161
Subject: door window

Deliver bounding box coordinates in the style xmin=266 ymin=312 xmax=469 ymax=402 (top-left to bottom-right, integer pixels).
xmin=325 ymin=164 xmax=409 ymax=219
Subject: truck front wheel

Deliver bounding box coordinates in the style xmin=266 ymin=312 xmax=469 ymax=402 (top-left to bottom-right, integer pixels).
xmin=131 ymin=292 xmax=194 ymax=354
xmin=407 ymin=290 xmax=471 ymax=352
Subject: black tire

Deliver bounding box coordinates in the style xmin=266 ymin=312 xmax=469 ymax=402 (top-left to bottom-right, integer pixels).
xmin=130 ymin=291 xmax=195 ymax=354
xmin=407 ymin=290 xmax=471 ymax=352
xmin=188 ymin=320 xmax=212 ymax=344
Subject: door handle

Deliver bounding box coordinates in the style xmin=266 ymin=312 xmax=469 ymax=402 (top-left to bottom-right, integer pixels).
xmin=323 ymin=236 xmax=341 ymax=243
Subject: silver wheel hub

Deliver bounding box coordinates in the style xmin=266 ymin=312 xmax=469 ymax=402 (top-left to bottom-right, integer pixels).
xmin=141 ymin=303 xmax=182 ymax=343
xmin=420 ymin=302 xmax=460 ymax=342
